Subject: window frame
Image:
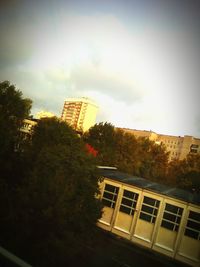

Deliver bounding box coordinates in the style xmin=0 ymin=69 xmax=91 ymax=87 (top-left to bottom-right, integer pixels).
xmin=139 ymin=196 xmax=160 ymax=224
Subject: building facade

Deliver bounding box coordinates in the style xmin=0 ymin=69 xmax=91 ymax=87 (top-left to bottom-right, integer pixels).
xmin=119 ymin=128 xmax=200 ymax=161
xmin=20 ymin=119 xmax=37 ymax=136
xmin=61 ymin=97 xmax=98 ymax=132
xmin=97 ymin=168 xmax=200 ymax=267
xmin=35 ymin=110 xmax=55 ymax=119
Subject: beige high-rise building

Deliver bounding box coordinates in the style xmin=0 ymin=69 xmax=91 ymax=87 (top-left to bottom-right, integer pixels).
xmin=61 ymin=97 xmax=98 ymax=132
xmin=118 ymin=128 xmax=200 ymax=161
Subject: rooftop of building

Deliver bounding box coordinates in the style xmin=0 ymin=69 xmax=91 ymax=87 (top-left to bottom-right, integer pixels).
xmin=117 ymin=127 xmax=200 ymax=140
xmin=64 ymin=97 xmax=98 ymax=107
xmin=98 ymin=167 xmax=200 ymax=206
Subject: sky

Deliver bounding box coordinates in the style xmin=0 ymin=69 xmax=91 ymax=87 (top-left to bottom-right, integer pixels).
xmin=0 ymin=0 xmax=200 ymax=137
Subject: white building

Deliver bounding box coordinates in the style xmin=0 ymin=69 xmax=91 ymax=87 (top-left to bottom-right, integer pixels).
xmin=35 ymin=110 xmax=55 ymax=119
xmin=98 ymin=167 xmax=200 ymax=267
xmin=61 ymin=97 xmax=98 ymax=132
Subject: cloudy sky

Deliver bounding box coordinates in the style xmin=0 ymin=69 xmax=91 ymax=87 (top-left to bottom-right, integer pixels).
xmin=1 ymin=0 xmax=200 ymax=137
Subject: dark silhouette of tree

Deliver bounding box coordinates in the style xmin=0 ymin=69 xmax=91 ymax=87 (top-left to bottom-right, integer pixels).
xmin=0 ymin=82 xmax=102 ymax=266
xmin=0 ymin=81 xmax=32 ymax=255
xmin=0 ymin=80 xmax=32 ymax=181
xmin=83 ymin=122 xmax=116 ymax=165
xmin=167 ymin=154 xmax=200 ymax=191
xmin=137 ymin=137 xmax=169 ymax=182
xmin=13 ymin=118 xmax=101 ymax=266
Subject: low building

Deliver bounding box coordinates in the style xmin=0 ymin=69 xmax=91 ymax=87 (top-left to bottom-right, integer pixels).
xmin=118 ymin=128 xmax=200 ymax=161
xmin=97 ymin=167 xmax=200 ymax=267
xmin=20 ymin=119 xmax=37 ymax=136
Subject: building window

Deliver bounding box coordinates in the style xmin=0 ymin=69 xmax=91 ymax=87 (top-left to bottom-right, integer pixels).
xmin=161 ymin=203 xmax=183 ymax=232
xmin=139 ymin=196 xmax=160 ymax=223
xmin=102 ymin=184 xmax=119 ymax=209
xmin=190 ymin=144 xmax=199 ymax=154
xmin=184 ymin=211 xmax=200 ymax=240
xmin=119 ymin=189 xmax=138 ymax=216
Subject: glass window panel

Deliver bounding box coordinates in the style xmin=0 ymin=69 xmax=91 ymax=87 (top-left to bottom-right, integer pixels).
xmin=189 ymin=211 xmax=200 ymax=222
xmin=161 ymin=203 xmax=183 ymax=232
xmin=178 ymin=208 xmax=183 ymax=216
xmin=120 ymin=206 xmax=131 ymax=215
xmin=121 ymin=198 xmax=134 ymax=207
xmin=161 ymin=220 xmax=174 ymax=231
xmin=187 ymin=220 xmax=200 ymax=231
xmin=113 ymin=194 xmax=118 ymax=202
xmin=165 ymin=203 xmax=178 ymax=214
xmin=105 ymin=184 xmax=119 ymax=193
xmin=123 ymin=190 xmax=135 ymax=199
xmin=143 ymin=196 xmax=156 ymax=206
xmin=163 ymin=212 xmax=177 ymax=223
xmin=140 ymin=212 xmax=152 ymax=222
xmin=103 ymin=191 xmax=113 ymax=200
xmin=132 ymin=201 xmax=137 ymax=209
xmin=155 ymin=201 xmax=160 ymax=208
xmin=153 ymin=209 xmax=158 ymax=216
xmin=141 ymin=205 xmax=154 ymax=214
xmin=102 ymin=199 xmax=112 ymax=208
xmin=185 ymin=229 xmax=199 ymax=239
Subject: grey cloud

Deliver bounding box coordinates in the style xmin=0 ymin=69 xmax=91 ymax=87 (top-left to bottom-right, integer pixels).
xmin=69 ymin=63 xmax=142 ymax=104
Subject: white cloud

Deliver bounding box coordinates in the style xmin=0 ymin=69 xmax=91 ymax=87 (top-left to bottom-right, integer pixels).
xmin=0 ymin=12 xmax=199 ymax=137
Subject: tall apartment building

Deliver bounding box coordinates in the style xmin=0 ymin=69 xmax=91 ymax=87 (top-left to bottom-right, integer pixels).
xmin=61 ymin=97 xmax=98 ymax=132
xmin=118 ymin=128 xmax=200 ymax=161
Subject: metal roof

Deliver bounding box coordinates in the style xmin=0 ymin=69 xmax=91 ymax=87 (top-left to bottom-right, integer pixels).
xmin=99 ymin=168 xmax=200 ymax=206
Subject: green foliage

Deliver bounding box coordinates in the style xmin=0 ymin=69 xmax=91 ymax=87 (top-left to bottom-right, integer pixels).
xmin=137 ymin=137 xmax=169 ymax=181
xmin=0 ymin=81 xmax=32 ymax=249
xmin=0 ymin=83 xmax=102 ymax=266
xmin=83 ymin=122 xmax=116 ymax=165
xmin=167 ymin=154 xmax=200 ymax=191
xmin=11 ymin=118 xmax=102 ymax=266
xmin=0 ymin=80 xmax=32 ymax=159
xmin=84 ymin=123 xmax=169 ymax=182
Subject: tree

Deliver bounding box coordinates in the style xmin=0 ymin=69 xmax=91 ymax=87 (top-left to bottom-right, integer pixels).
xmin=114 ymin=129 xmax=140 ymax=174
xmin=83 ymin=122 xmax=116 ymax=165
xmin=0 ymin=81 xmax=32 ymax=254
xmin=0 ymin=80 xmax=32 ymax=158
xmin=9 ymin=118 xmax=102 ymax=266
xmin=137 ymin=137 xmax=169 ymax=182
xmin=84 ymin=123 xmax=169 ymax=182
xmin=167 ymin=154 xmax=200 ymax=191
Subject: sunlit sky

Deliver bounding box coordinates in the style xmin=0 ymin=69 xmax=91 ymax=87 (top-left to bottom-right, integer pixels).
xmin=1 ymin=0 xmax=200 ymax=137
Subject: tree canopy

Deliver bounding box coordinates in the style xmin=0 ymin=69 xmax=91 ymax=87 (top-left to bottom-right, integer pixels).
xmin=0 ymin=82 xmax=102 ymax=267
xmin=84 ymin=122 xmax=169 ymax=182
xmin=13 ymin=118 xmax=102 ymax=266
xmin=0 ymin=80 xmax=32 ymax=175
xmin=167 ymin=154 xmax=200 ymax=191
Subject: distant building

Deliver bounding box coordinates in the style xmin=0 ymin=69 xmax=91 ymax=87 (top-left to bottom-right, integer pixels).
xmin=61 ymin=97 xmax=98 ymax=132
xmin=118 ymin=128 xmax=200 ymax=161
xmin=36 ymin=110 xmax=55 ymax=119
xmin=20 ymin=119 xmax=37 ymax=136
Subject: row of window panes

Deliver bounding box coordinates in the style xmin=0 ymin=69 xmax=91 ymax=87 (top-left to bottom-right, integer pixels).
xmin=161 ymin=204 xmax=183 ymax=232
xmin=102 ymin=184 xmax=119 ymax=209
xmin=139 ymin=196 xmax=160 ymax=224
xmin=184 ymin=211 xmax=200 ymax=240
xmin=101 ymin=184 xmax=200 ymax=240
xmin=119 ymin=190 xmax=138 ymax=216
xmin=163 ymin=140 xmax=180 ymax=145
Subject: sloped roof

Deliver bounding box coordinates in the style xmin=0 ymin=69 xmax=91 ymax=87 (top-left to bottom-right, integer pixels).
xmin=99 ymin=168 xmax=200 ymax=205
